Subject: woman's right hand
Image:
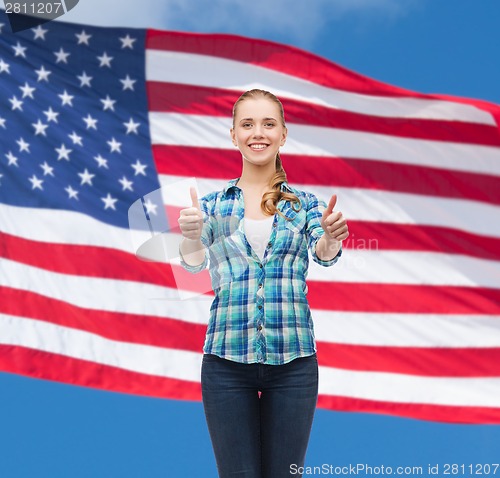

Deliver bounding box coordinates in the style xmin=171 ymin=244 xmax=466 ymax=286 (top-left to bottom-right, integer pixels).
xmin=178 ymin=187 xmax=204 ymax=241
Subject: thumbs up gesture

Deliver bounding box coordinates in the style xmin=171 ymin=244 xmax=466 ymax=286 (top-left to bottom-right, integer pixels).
xmin=320 ymin=194 xmax=349 ymax=243
xmin=178 ymin=187 xmax=204 ymax=241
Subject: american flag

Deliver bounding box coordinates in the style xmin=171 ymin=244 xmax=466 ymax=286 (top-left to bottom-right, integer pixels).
xmin=1 ymin=11 xmax=499 ymax=424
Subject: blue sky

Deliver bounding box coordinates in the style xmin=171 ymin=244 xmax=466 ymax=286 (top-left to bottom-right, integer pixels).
xmin=1 ymin=1 xmax=500 ymax=477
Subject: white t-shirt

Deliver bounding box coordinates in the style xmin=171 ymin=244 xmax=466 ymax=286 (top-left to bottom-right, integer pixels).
xmin=244 ymin=216 xmax=275 ymax=261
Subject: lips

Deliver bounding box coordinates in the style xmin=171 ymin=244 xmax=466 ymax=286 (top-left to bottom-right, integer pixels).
xmin=249 ymin=143 xmax=269 ymax=151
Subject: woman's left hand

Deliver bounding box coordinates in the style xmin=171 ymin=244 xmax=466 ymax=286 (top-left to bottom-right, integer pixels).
xmin=320 ymin=194 xmax=349 ymax=243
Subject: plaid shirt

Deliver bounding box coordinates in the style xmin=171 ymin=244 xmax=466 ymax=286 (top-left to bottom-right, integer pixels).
xmin=180 ymin=178 xmax=342 ymax=365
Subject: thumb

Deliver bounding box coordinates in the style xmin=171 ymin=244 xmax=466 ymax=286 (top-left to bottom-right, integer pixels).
xmin=323 ymin=194 xmax=337 ymax=217
xmin=190 ymin=186 xmax=200 ymax=210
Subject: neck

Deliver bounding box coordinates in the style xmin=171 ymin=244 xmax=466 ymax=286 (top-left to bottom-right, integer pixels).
xmin=238 ymin=159 xmax=276 ymax=190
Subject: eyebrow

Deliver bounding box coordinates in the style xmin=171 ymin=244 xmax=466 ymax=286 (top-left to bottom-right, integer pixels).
xmin=239 ymin=117 xmax=277 ymax=122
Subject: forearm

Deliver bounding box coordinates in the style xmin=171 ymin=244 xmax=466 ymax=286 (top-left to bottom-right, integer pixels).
xmin=315 ymin=234 xmax=342 ymax=261
xmin=179 ymin=238 xmax=206 ymax=266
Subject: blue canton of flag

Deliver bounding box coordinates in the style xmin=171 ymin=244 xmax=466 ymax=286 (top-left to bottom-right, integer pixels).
xmin=0 ymin=10 xmax=160 ymax=228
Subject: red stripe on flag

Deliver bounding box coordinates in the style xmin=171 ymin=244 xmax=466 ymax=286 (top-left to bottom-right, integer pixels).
xmin=346 ymin=221 xmax=500 ymax=261
xmin=0 ymin=231 xmax=212 ymax=294
xmin=3 ymin=234 xmax=500 ymax=314
xmin=153 ymin=145 xmax=500 ymax=205
xmin=146 ymin=30 xmax=431 ymax=97
xmin=0 ymin=287 xmax=206 ymax=352
xmin=317 ymin=394 xmax=500 ymax=424
xmin=148 ymin=82 xmax=500 ymax=146
xmin=317 ymin=342 xmax=500 ymax=377
xmin=3 ymin=233 xmax=499 ymax=314
xmin=0 ymin=345 xmax=202 ymax=401
xmin=308 ymin=282 xmax=500 ymax=315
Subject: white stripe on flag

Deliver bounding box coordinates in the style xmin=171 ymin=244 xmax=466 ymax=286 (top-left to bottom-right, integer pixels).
xmin=313 ymin=311 xmax=500 ymax=347
xmin=318 ymin=366 xmax=500 ymax=407
xmin=146 ymin=50 xmax=496 ymax=125
xmin=149 ymin=113 xmax=500 ymax=176
xmin=1 ymin=313 xmax=499 ymax=408
xmin=0 ymin=314 xmax=202 ymax=382
xmin=161 ymin=175 xmax=500 ymax=238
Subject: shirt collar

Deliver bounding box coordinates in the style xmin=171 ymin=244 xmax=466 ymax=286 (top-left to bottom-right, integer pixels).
xmin=223 ymin=177 xmax=294 ymax=197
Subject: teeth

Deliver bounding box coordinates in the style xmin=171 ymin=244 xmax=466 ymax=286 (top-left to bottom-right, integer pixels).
xmin=250 ymin=144 xmax=268 ymax=150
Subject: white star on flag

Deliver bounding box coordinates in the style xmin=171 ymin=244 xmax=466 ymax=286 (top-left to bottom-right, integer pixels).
xmin=32 ymin=24 xmax=48 ymax=40
xmin=143 ymin=198 xmax=158 ymax=215
xmin=101 ymin=193 xmax=117 ymax=210
xmin=107 ymin=137 xmax=122 ymax=153
xmin=29 ymin=175 xmax=44 ymax=190
xmin=77 ymin=71 xmax=93 ymax=87
xmin=17 ymin=137 xmax=30 ymax=153
xmin=32 ymin=120 xmax=49 ymax=136
xmin=6 ymin=151 xmax=18 ymax=166
xmin=97 ymin=52 xmax=113 ymax=68
xmin=94 ymin=155 xmax=108 ymax=168
xmin=9 ymin=96 xmax=23 ymax=111
xmin=124 ymin=118 xmax=140 ymax=134
xmin=75 ymin=30 xmax=91 ymax=45
xmin=19 ymin=82 xmax=36 ymax=98
xmin=40 ymin=162 xmax=55 ymax=176
xmin=120 ymin=75 xmax=136 ymax=91
xmin=118 ymin=176 xmax=134 ymax=191
xmin=119 ymin=34 xmax=136 ymax=49
xmin=78 ymin=168 xmax=95 ymax=186
xmin=68 ymin=132 xmax=83 ymax=146
xmin=44 ymin=107 xmax=59 ymax=122
xmin=54 ymin=48 xmax=70 ymax=63
xmin=12 ymin=42 xmax=27 ymax=58
xmin=64 ymin=185 xmax=79 ymax=200
xmin=131 ymin=159 xmax=147 ymax=176
xmin=35 ymin=65 xmax=51 ymax=82
xmin=83 ymin=114 xmax=98 ymax=129
xmin=55 ymin=143 xmax=72 ymax=161
xmin=58 ymin=90 xmax=74 ymax=106
xmin=0 ymin=59 xmax=10 ymax=73
xmin=100 ymin=95 xmax=116 ymax=111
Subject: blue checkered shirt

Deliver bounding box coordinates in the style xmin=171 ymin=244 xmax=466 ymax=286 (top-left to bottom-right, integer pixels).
xmin=180 ymin=178 xmax=342 ymax=365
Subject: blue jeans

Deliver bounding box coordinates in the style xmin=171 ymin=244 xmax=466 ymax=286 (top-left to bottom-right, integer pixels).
xmin=201 ymin=353 xmax=319 ymax=478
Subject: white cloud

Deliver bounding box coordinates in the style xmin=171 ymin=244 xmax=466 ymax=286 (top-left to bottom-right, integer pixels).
xmin=165 ymin=0 xmax=421 ymax=45
xmin=60 ymin=0 xmax=172 ymax=29
xmin=58 ymin=0 xmax=419 ymax=45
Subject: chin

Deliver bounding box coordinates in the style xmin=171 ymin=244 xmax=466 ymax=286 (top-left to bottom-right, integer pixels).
xmin=243 ymin=154 xmax=276 ymax=166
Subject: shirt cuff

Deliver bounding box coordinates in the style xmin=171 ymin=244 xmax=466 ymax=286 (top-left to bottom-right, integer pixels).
xmin=312 ymin=238 xmax=342 ymax=267
xmin=178 ymin=243 xmax=208 ymax=274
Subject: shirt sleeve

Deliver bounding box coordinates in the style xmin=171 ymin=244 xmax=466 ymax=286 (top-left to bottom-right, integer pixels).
xmin=179 ymin=194 xmax=214 ymax=274
xmin=305 ymin=193 xmax=342 ymax=267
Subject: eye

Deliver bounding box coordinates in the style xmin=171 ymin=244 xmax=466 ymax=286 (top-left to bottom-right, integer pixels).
xmin=242 ymin=122 xmax=253 ymax=128
xmin=264 ymin=122 xmax=276 ymax=127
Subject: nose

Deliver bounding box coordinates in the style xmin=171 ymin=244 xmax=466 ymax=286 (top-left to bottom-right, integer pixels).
xmin=253 ymin=124 xmax=264 ymax=138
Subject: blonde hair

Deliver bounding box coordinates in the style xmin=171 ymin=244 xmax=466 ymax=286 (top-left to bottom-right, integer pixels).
xmin=232 ymin=89 xmax=302 ymax=219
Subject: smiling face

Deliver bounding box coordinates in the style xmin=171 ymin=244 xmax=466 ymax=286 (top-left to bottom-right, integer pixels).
xmin=231 ymin=97 xmax=287 ymax=168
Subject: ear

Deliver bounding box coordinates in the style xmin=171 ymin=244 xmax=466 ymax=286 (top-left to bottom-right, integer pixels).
xmin=280 ymin=127 xmax=288 ymax=146
xmin=230 ymin=128 xmax=237 ymax=147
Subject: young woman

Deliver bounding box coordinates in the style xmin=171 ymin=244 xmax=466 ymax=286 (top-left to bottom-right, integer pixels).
xmin=178 ymin=89 xmax=348 ymax=478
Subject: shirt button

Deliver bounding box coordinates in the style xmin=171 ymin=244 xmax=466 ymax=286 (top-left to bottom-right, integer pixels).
xmin=258 ymin=305 xmax=263 ymax=310
xmin=258 ymin=325 xmax=263 ymax=331
xmin=267 ymin=242 xmax=272 ymax=248
xmin=259 ymin=263 xmax=263 ymax=268
xmin=258 ymin=283 xmax=263 ymax=288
